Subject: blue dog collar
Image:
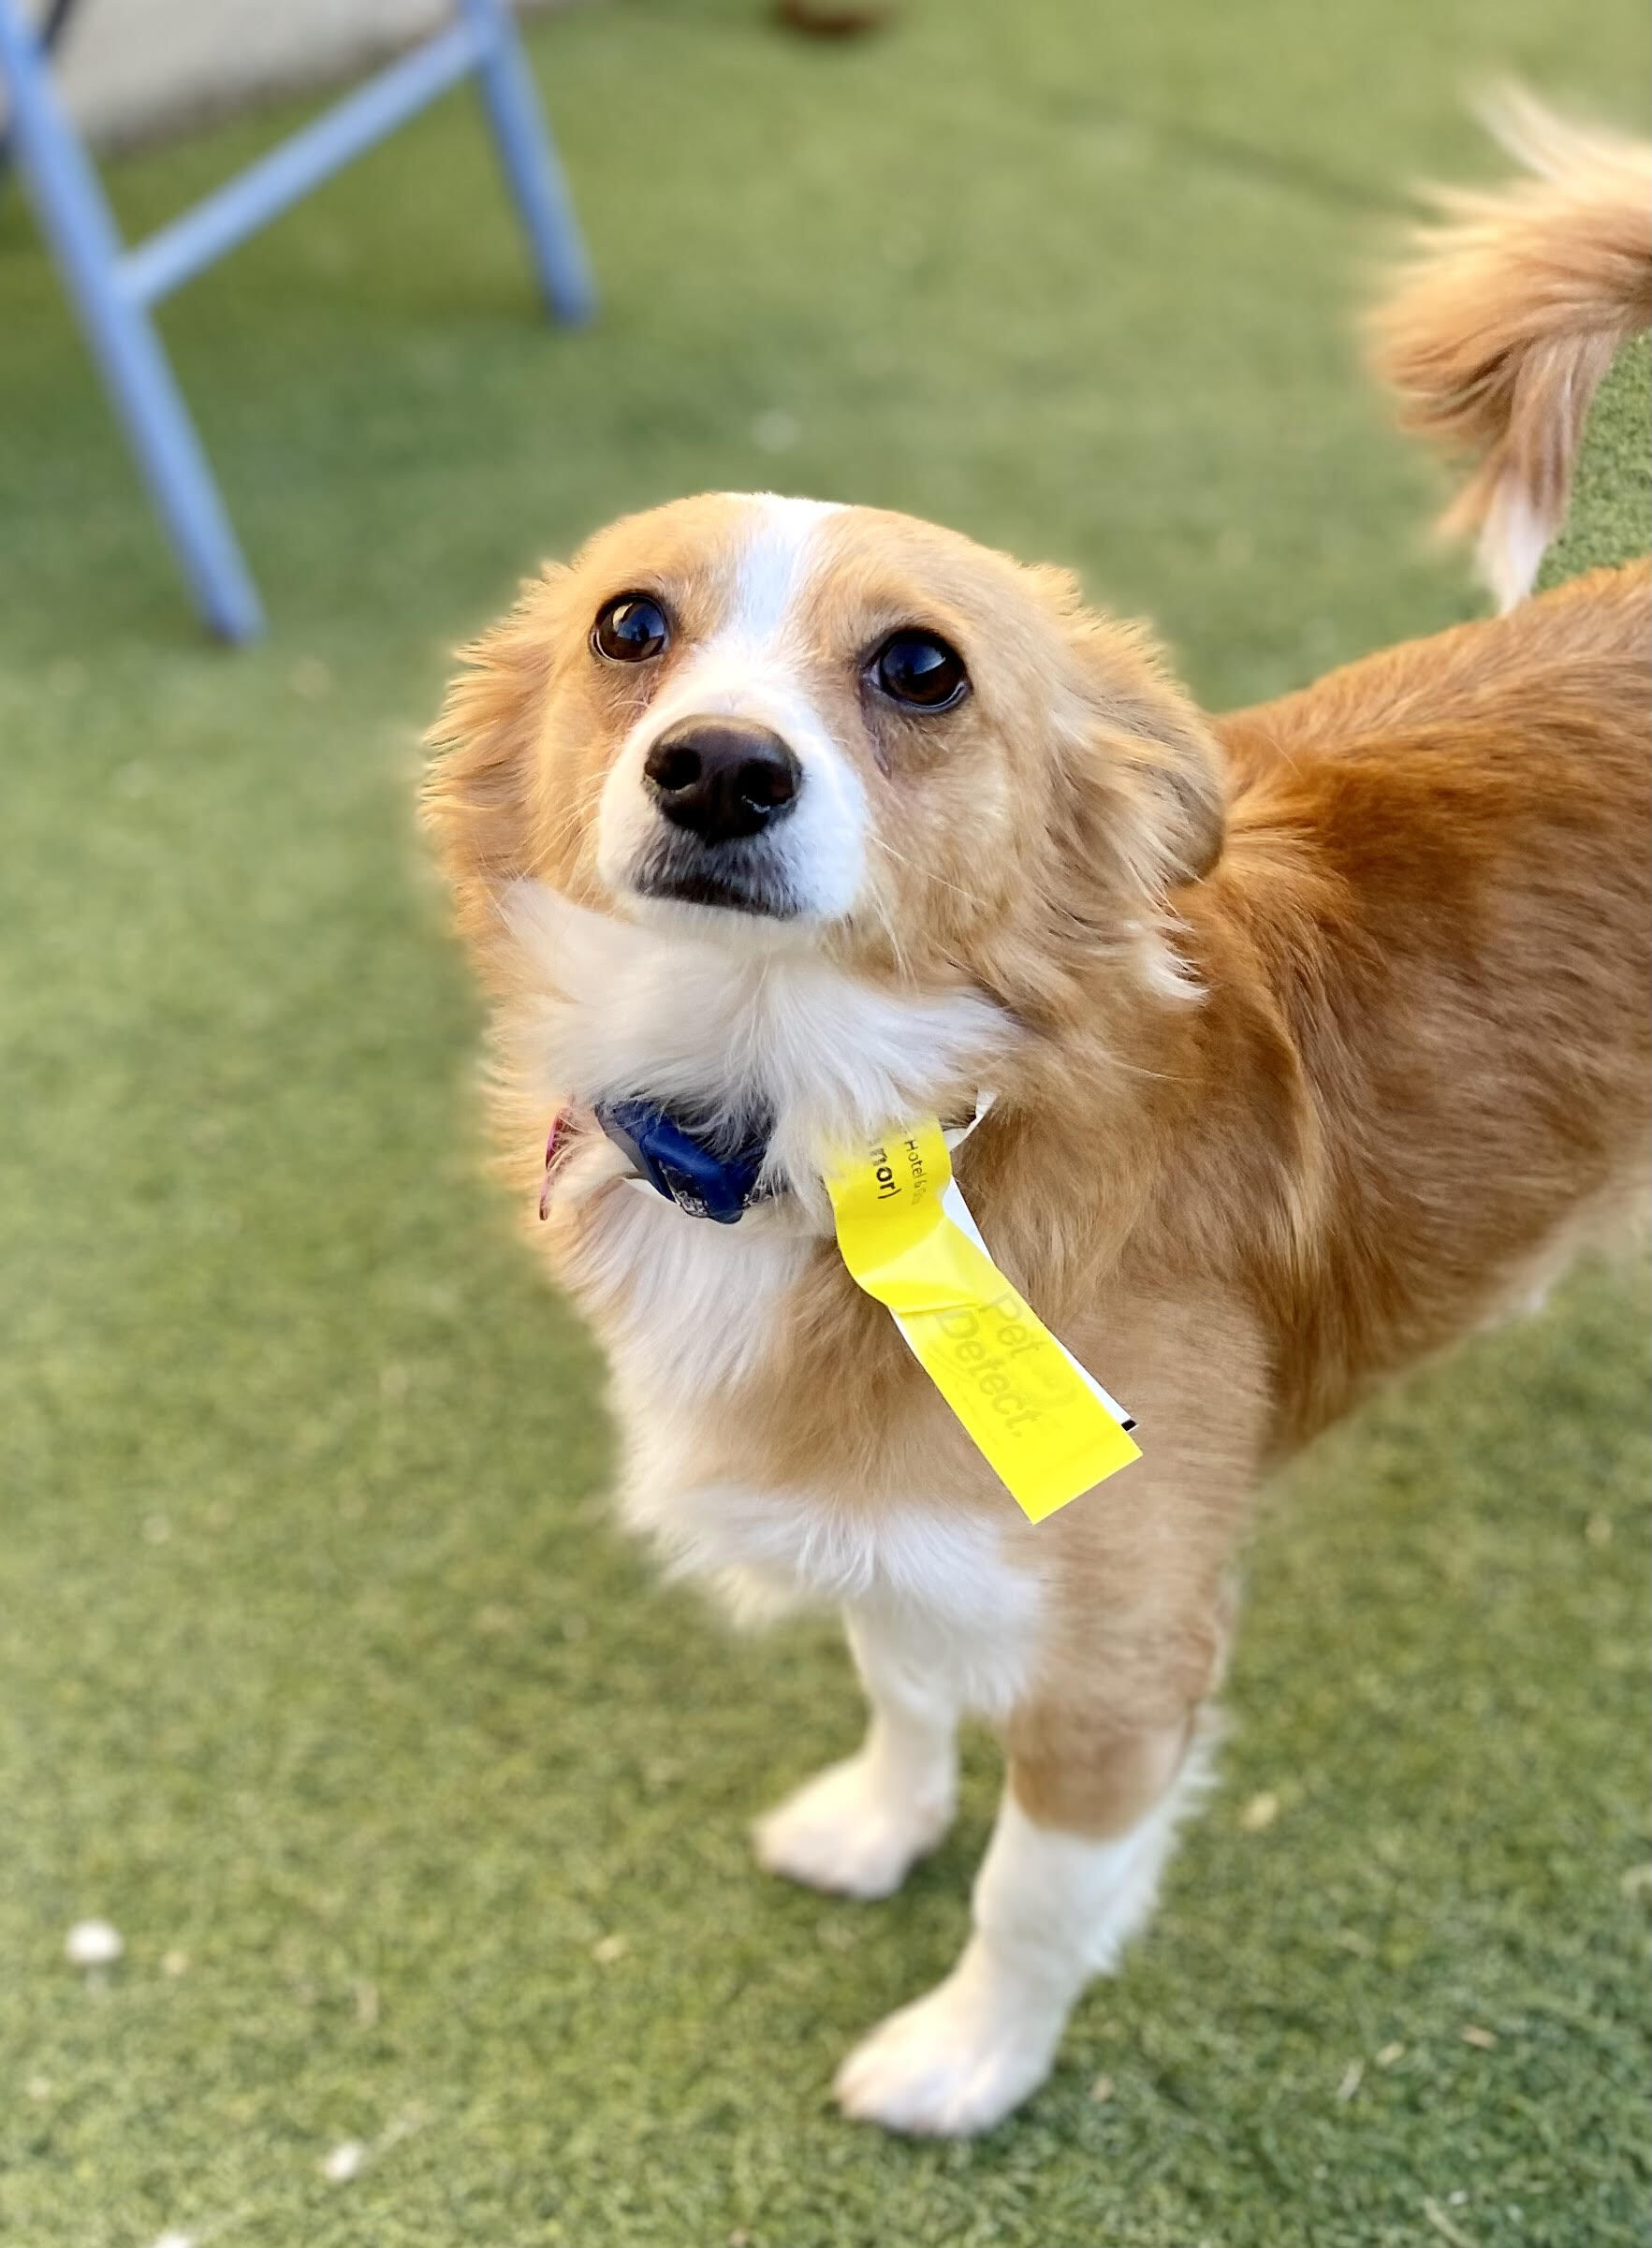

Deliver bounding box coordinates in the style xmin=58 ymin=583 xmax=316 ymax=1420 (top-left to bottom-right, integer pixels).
xmin=593 ymin=1098 xmax=775 ymax=1226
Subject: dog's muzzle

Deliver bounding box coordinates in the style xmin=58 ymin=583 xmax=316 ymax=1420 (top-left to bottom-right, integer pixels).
xmin=635 ymin=718 xmax=804 ymax=916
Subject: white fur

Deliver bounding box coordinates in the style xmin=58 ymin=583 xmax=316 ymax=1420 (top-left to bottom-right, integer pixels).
xmin=617 ymin=1432 xmax=1044 ymax=1662
xmin=588 ymin=1187 xmax=811 ymax=1402
xmin=1481 ymin=474 xmax=1554 ymax=611
xmin=511 ymin=879 xmax=1030 ymax=1655
xmin=507 ymin=882 xmax=1007 ymax=1225
xmin=721 ymin=494 xmax=844 ymax=638
xmin=594 ymin=495 xmax=867 ymax=924
xmin=753 ymin=1609 xmax=965 ymax=1898
xmin=835 ymin=1734 xmax=1215 ymax=2135
xmin=753 ymin=1750 xmax=951 ymax=1901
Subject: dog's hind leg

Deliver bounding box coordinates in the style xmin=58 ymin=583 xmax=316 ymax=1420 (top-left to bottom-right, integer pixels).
xmin=752 ymin=1606 xmax=960 ymax=1901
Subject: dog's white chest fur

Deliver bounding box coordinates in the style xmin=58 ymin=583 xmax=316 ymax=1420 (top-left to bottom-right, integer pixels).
xmin=512 ymin=882 xmax=1042 ymax=1712
xmin=591 ymin=1200 xmax=1040 ymax=1715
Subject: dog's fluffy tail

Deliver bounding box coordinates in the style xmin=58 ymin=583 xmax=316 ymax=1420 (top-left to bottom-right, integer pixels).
xmin=1369 ymin=94 xmax=1651 ymax=608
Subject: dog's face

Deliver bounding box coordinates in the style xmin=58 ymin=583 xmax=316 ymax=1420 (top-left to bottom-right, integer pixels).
xmin=427 ymin=493 xmax=1223 ymax=1012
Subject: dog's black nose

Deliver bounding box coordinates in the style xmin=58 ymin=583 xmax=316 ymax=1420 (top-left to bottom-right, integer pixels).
xmin=644 ymin=720 xmax=801 ymax=844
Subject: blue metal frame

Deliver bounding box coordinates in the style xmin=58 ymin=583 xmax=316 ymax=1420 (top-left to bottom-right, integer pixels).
xmin=0 ymin=0 xmax=593 ymax=640
xmin=0 ymin=0 xmax=75 ymax=193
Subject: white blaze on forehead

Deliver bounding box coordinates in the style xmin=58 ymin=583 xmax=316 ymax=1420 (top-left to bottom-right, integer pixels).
xmin=632 ymin=492 xmax=841 ymax=723
xmin=595 ymin=491 xmax=866 ymax=926
xmin=719 ymin=492 xmax=843 ymax=650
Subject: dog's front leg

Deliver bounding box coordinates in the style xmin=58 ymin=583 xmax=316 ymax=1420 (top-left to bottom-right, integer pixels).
xmin=752 ymin=1606 xmax=960 ymax=1901
xmin=832 ymin=1711 xmax=1207 ymax=2136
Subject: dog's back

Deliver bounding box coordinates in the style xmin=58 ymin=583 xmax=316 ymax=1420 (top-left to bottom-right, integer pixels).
xmin=1205 ymin=108 xmax=1651 ymax=1446
xmin=1210 ymin=559 xmax=1649 ymax=1447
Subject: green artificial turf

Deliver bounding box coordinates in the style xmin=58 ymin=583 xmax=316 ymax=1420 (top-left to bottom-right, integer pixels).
xmin=1539 ymin=332 xmax=1652 ymax=589
xmin=2 ymin=4 xmax=1648 ymax=2243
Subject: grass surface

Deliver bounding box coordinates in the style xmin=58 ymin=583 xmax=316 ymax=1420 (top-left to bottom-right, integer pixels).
xmin=2 ymin=4 xmax=1649 ymax=2243
xmin=1539 ymin=332 xmax=1652 ymax=588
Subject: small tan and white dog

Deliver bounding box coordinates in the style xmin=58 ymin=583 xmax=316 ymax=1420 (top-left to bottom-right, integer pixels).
xmin=424 ymin=115 xmax=1649 ymax=2136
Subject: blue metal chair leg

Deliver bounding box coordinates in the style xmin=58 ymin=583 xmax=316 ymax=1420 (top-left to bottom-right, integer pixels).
xmin=2 ymin=0 xmax=592 ymax=640
xmin=0 ymin=0 xmax=78 ymax=197
xmin=0 ymin=0 xmax=264 ymax=639
xmin=460 ymin=0 xmax=595 ymax=325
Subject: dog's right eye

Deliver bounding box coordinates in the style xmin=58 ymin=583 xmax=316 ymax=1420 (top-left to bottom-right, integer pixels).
xmin=593 ymin=594 xmax=670 ymax=664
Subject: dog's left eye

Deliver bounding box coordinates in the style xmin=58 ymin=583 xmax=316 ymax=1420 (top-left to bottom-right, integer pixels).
xmin=870 ymin=630 xmax=969 ymax=710
xmin=593 ymin=593 xmax=670 ymax=663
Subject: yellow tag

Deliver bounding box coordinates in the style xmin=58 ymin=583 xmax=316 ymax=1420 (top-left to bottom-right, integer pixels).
xmin=824 ymin=1118 xmax=1140 ymax=1522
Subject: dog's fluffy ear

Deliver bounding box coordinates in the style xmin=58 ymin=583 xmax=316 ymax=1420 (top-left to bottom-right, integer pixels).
xmin=421 ymin=567 xmax=568 ymax=975
xmin=1030 ymin=568 xmax=1226 ymax=899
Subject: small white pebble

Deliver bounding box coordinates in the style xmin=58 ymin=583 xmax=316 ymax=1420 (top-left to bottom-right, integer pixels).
xmin=1239 ymin=1790 xmax=1280 ymax=1832
xmin=1336 ymin=2059 xmax=1365 ymax=2102
xmin=592 ymin=1934 xmax=628 ymax=1965
xmin=161 ymin=1948 xmax=190 ymax=1978
xmin=1459 ymin=2023 xmax=1498 ymax=2050
xmin=151 ymin=2231 xmax=196 ymax=2248
xmin=1089 ymin=2074 xmax=1115 ymax=2103
xmin=322 ymin=2139 xmax=368 ymax=2182
xmin=1376 ymin=2040 xmax=1406 ymax=2067
xmin=25 ymin=2077 xmax=51 ymax=2102
xmin=65 ymin=1919 xmax=124 ymax=1967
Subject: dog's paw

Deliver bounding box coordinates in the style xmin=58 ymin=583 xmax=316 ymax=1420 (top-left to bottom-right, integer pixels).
xmin=752 ymin=1754 xmax=953 ymax=1901
xmin=832 ymin=1963 xmax=1063 ymax=2136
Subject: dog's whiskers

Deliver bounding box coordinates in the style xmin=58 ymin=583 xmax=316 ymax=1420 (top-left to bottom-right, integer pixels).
xmin=868 ymin=831 xmax=994 ymax=916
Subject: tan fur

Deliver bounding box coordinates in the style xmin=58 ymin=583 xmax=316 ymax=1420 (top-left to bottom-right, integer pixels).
xmin=417 ymin=109 xmax=1652 ymax=2133
xmin=426 ymin=518 xmax=1649 ymax=1819
xmin=1009 ymin=1712 xmax=1192 ymax=1837
xmin=419 ymin=143 xmax=1651 ymax=2138
xmin=1368 ymin=95 xmax=1651 ymax=601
